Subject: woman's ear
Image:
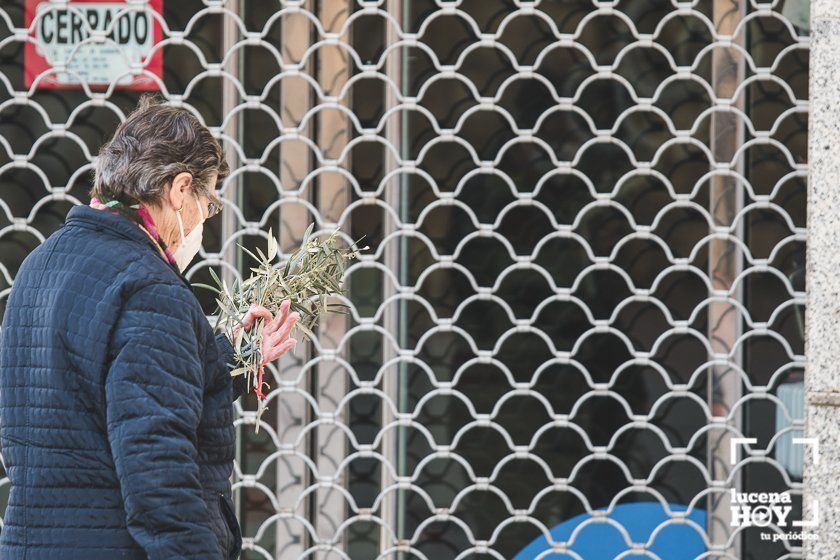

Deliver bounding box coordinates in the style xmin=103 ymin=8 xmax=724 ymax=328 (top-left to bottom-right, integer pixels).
xmin=166 ymin=172 xmax=194 ymax=210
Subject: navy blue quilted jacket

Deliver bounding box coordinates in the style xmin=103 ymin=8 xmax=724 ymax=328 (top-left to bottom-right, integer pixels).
xmin=0 ymin=204 xmax=247 ymax=559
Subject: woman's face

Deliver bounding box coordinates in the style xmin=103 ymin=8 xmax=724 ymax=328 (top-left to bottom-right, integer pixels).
xmin=181 ymin=192 xmax=208 ymax=238
xmin=161 ymin=171 xmax=220 ymax=251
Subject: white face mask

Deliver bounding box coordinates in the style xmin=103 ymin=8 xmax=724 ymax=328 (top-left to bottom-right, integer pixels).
xmin=173 ymin=192 xmax=205 ymax=272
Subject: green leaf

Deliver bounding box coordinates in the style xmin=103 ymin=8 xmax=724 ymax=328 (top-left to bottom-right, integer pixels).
xmin=235 ymin=324 xmax=245 ymax=353
xmin=237 ymin=242 xmax=262 ymax=264
xmin=208 ymin=267 xmax=223 ymax=289
xmin=301 ymin=222 xmax=315 ymax=246
xmin=295 ymin=320 xmax=316 ymax=341
xmin=267 ymin=227 xmax=278 ymax=261
xmin=191 ymin=282 xmax=221 ymax=294
xmin=254 ymin=245 xmax=267 ymax=262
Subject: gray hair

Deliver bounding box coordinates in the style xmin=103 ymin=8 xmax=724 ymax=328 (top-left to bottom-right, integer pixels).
xmin=90 ymin=93 xmax=229 ymax=206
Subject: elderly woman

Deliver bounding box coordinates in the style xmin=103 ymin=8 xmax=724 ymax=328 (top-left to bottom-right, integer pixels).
xmin=0 ymin=95 xmax=297 ymax=559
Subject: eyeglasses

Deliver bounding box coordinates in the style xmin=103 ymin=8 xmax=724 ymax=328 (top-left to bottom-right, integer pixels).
xmin=204 ymin=194 xmax=223 ymax=218
xmin=206 ymin=199 xmax=222 ymax=218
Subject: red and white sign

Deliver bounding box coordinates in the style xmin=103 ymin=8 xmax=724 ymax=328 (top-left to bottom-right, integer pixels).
xmin=25 ymin=0 xmax=163 ymax=90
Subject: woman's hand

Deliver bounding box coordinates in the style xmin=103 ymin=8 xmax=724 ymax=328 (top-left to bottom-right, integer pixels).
xmin=231 ymin=303 xmax=271 ymax=340
xmin=232 ymin=300 xmax=299 ymax=365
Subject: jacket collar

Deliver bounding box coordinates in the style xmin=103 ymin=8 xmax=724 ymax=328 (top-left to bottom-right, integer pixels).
xmin=64 ymin=203 xmax=193 ymax=291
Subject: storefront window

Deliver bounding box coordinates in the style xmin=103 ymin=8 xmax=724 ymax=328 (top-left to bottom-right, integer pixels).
xmin=0 ymin=1 xmax=807 ymax=558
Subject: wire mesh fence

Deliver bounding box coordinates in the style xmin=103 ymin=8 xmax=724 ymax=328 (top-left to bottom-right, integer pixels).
xmin=0 ymin=1 xmax=808 ymax=558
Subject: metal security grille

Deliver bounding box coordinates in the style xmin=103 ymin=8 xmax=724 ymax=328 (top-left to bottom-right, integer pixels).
xmin=0 ymin=1 xmax=808 ymax=559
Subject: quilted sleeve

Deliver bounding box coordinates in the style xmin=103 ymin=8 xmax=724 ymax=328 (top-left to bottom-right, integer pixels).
xmin=214 ymin=330 xmax=247 ymax=401
xmin=105 ymin=282 xmax=221 ymax=559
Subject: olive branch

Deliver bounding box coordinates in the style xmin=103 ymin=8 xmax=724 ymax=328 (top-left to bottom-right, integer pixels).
xmin=193 ymin=223 xmax=367 ymax=431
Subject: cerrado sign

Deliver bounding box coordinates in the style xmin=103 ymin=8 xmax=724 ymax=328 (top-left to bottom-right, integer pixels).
xmin=25 ymin=0 xmax=163 ymax=89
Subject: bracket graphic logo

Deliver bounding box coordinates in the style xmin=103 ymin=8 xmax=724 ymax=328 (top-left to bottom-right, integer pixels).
xmin=729 ymin=437 xmax=819 ymax=535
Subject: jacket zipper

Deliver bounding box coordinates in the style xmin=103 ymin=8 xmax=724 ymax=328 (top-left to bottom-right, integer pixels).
xmin=219 ymin=491 xmax=232 ymax=556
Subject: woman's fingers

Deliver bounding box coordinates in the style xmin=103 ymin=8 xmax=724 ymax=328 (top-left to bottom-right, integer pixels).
xmin=276 ymin=311 xmax=299 ymax=339
xmin=259 ymin=304 xmax=299 ymax=364
xmin=260 ymin=337 xmax=296 ymax=364
xmin=248 ymin=304 xmax=273 ymax=326
xmin=265 ymin=312 xmax=298 ymax=346
xmin=232 ymin=303 xmax=273 ymax=337
xmin=263 ymin=300 xmax=291 ymax=336
xmin=245 ymin=300 xmax=299 ymax=366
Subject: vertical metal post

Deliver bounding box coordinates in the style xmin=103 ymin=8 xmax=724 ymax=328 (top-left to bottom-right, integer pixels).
xmin=221 ymin=2 xmax=241 ymax=287
xmin=221 ymin=0 xmax=242 ymax=522
xmin=706 ymin=0 xmax=746 ymax=555
xmin=313 ymin=0 xmax=353 ymax=552
xmin=382 ymin=0 xmax=404 ymax=556
xmin=278 ymin=3 xmax=314 ymax=558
